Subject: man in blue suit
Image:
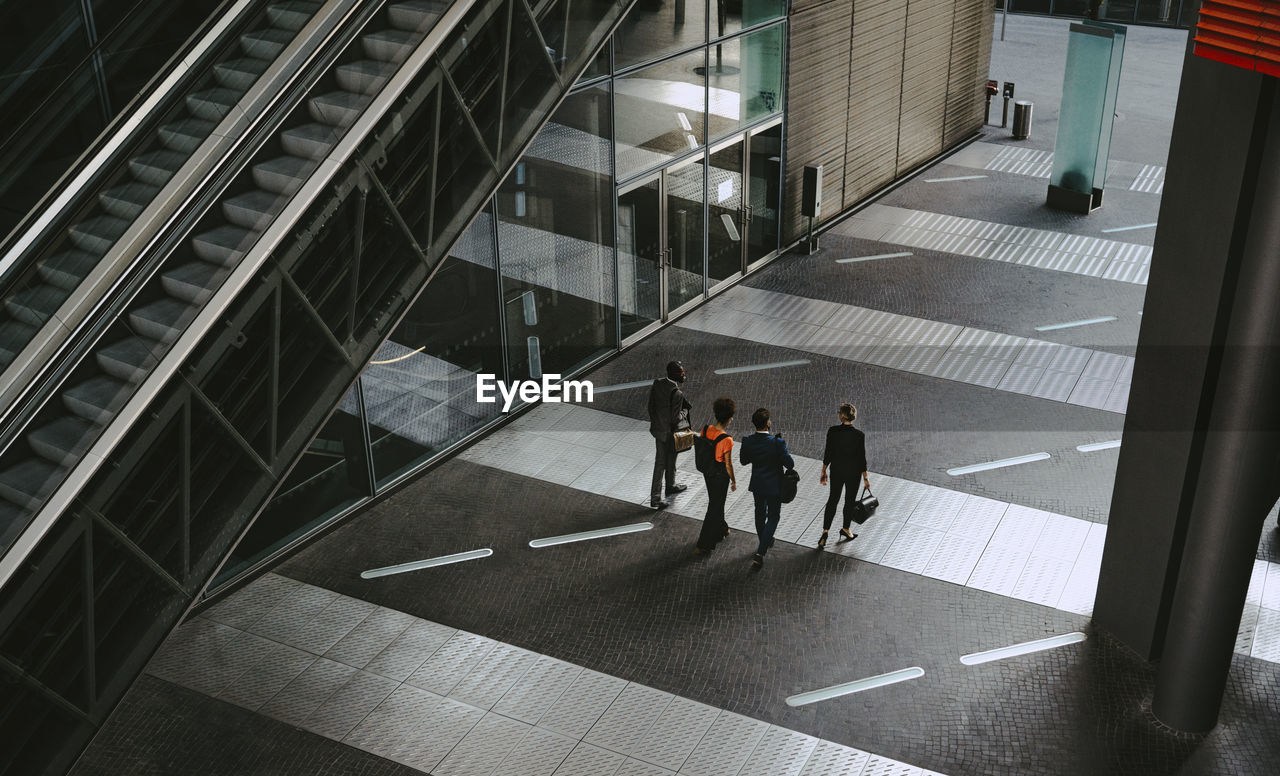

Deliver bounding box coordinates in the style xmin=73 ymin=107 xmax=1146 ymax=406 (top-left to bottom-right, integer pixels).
xmin=739 ymin=407 xmax=794 ymax=567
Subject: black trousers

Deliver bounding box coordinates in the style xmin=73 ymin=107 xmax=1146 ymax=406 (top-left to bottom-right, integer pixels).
xmin=651 ymin=435 xmax=677 ymax=501
xmin=697 ymin=475 xmax=731 ymax=550
xmin=823 ymin=466 xmax=860 ymax=531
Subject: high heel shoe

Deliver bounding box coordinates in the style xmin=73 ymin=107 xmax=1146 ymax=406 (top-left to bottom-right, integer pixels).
xmin=839 ymin=528 xmax=856 ymax=541
xmin=817 ymin=531 xmax=828 ymax=549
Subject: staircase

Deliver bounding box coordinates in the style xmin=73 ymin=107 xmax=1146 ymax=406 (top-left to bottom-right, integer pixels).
xmin=0 ymin=1 xmax=633 ymax=774
xmin=0 ymin=1 xmax=334 ymax=372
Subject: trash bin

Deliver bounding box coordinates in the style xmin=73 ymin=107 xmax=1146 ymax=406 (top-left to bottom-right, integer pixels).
xmin=1012 ymin=100 xmax=1033 ymax=140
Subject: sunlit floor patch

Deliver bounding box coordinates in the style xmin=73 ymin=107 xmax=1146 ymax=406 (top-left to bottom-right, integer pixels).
xmin=1034 ymin=316 xmax=1117 ymax=331
xmin=947 ymin=452 xmax=1050 ymax=476
xmin=529 ymin=522 xmax=653 ymax=548
xmin=1077 ymin=439 xmax=1121 ymax=452
xmin=785 ymin=667 xmax=925 ymax=706
xmin=361 ymin=548 xmax=493 ymax=579
xmin=714 ymin=359 xmax=810 ymax=375
xmin=836 ymin=251 xmax=912 ymax=264
xmin=960 ymin=632 xmax=1088 ymax=665
xmin=593 ymin=379 xmax=653 ymax=393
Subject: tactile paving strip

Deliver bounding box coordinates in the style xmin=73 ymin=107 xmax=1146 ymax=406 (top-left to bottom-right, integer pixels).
xmin=678 ymin=711 xmax=770 ymax=776
xmin=631 ymin=696 xmax=719 ymax=771
xmin=584 ymin=684 xmax=675 ymax=756
xmin=797 ymin=740 xmax=873 ymax=776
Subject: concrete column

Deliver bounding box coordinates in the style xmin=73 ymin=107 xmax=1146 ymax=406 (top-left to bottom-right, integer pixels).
xmin=1149 ymin=81 xmax=1280 ymax=733
xmin=1094 ymin=27 xmax=1280 ymax=730
xmin=1093 ymin=36 xmax=1268 ymax=662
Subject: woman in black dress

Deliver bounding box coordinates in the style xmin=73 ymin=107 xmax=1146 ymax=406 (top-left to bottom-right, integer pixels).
xmin=817 ymin=403 xmax=870 ymax=548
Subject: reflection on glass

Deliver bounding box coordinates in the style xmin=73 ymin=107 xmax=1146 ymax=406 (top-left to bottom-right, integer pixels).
xmin=618 ymin=176 xmax=662 ymax=339
xmin=707 ymin=24 xmax=784 ymax=142
xmin=367 ymin=213 xmax=504 ymax=487
xmin=614 ymin=0 xmax=707 ymax=70
xmin=666 ymin=159 xmax=705 ymax=312
xmin=707 ymin=140 xmax=743 ymax=287
xmin=498 ymin=87 xmax=616 ymax=382
xmin=746 ymin=123 xmax=781 ymax=265
xmin=713 ymin=0 xmax=787 ymax=39
xmin=616 ymin=50 xmax=706 ymax=178
xmin=221 ymin=385 xmax=370 ymax=580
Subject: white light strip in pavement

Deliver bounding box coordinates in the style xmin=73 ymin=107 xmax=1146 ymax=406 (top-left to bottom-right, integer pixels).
xmin=947 ymin=452 xmax=1050 ymax=476
xmin=923 ymin=175 xmax=987 ymax=183
xmin=1033 ymin=316 xmax=1118 ymax=331
xmin=360 ymin=548 xmax=492 ymax=579
xmin=1077 ymin=439 xmax=1121 ymax=452
xmin=529 ymin=522 xmax=653 ymax=548
xmin=836 ymin=251 xmax=912 ymax=263
xmin=960 ymin=632 xmax=1087 ymax=665
xmin=714 ymin=359 xmax=810 ymax=375
xmin=1101 ymin=222 xmax=1157 ymax=233
xmin=785 ymin=667 xmax=925 ymax=706
xmin=593 ymin=379 xmax=653 ymax=393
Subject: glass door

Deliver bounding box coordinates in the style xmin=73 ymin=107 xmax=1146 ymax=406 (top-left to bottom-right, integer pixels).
xmin=664 ymin=157 xmax=706 ymax=316
xmin=708 ymin=137 xmax=745 ymax=290
xmin=746 ymin=120 xmax=782 ymax=268
xmin=618 ymin=174 xmax=663 ymax=340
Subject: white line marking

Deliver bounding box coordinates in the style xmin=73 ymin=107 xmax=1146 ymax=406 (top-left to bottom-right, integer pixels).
xmin=529 ymin=522 xmax=653 ymax=548
xmin=1077 ymin=440 xmax=1121 ymax=452
xmin=593 ymin=379 xmax=653 ymax=393
xmin=1101 ymin=222 xmax=1157 ymax=233
xmin=836 ymin=251 xmax=912 ymax=264
xmin=714 ymin=360 xmax=810 ymax=375
xmin=785 ymin=667 xmax=925 ymax=706
xmin=361 ymin=548 xmax=493 ymax=579
xmin=947 ymin=452 xmax=1050 ymax=476
xmin=923 ymin=175 xmax=987 ymax=183
xmin=1033 ymin=316 xmax=1118 ymax=331
xmin=960 ymin=632 xmax=1087 ymax=665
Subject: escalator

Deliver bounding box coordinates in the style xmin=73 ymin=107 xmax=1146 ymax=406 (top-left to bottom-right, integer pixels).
xmin=0 ymin=0 xmax=632 ymax=773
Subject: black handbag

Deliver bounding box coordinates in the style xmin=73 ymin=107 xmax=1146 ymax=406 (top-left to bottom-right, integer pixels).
xmin=780 ymin=468 xmax=800 ymax=503
xmin=850 ymin=485 xmax=879 ymax=524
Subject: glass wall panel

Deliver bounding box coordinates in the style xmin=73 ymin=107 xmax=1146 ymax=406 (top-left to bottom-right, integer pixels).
xmin=497 ymin=87 xmax=616 ymax=382
xmin=220 ymin=384 xmax=370 ymax=580
xmin=746 ymin=122 xmax=781 ymax=265
xmin=614 ymin=0 xmax=707 ymax=70
xmin=615 ymin=50 xmax=706 ymax=179
xmin=666 ymin=158 xmax=705 ymax=311
xmin=707 ymin=139 xmax=744 ymax=286
xmin=708 ymin=24 xmax=784 ymax=142
xmin=368 ymin=213 xmax=504 ymax=487
xmin=1136 ymin=0 xmax=1179 ymax=24
xmin=618 ymin=176 xmax=662 ymax=340
xmin=714 ymin=0 xmax=786 ymax=39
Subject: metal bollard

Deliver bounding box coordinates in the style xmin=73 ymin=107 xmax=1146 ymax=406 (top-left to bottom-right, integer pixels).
xmin=1012 ymin=100 xmax=1033 ymax=140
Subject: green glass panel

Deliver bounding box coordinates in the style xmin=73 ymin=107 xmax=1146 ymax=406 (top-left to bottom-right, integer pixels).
xmin=497 ymin=86 xmax=616 ymax=381
xmin=615 ymin=50 xmax=706 ymax=179
xmin=1049 ymin=24 xmax=1115 ymax=195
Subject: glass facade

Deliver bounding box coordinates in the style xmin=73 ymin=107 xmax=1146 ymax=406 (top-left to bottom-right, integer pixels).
xmin=214 ymin=3 xmax=789 ymax=592
xmin=1004 ymin=0 xmax=1191 ymax=27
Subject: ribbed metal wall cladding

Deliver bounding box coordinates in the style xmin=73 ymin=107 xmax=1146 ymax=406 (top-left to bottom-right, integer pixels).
xmin=844 ymin=0 xmax=908 ymax=207
xmin=783 ymin=0 xmax=853 ymax=239
xmin=783 ymin=0 xmax=995 ymax=242
xmin=945 ymin=0 xmax=991 ymax=148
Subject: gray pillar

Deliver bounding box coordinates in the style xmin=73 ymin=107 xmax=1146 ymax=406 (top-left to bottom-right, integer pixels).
xmin=1093 ymin=35 xmax=1268 ymax=661
xmin=1094 ymin=30 xmax=1280 ymax=731
xmin=1149 ymin=81 xmax=1280 ymax=732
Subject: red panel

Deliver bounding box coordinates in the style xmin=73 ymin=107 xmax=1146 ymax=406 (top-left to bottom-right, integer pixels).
xmin=1196 ymin=0 xmax=1280 ymax=77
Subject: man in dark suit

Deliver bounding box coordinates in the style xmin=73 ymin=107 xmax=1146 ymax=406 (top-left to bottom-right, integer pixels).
xmin=739 ymin=407 xmax=794 ymax=567
xmin=647 ymin=360 xmax=691 ymax=509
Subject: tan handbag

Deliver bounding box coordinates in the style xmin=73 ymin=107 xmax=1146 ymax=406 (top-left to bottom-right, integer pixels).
xmin=672 ymin=428 xmax=696 ymax=452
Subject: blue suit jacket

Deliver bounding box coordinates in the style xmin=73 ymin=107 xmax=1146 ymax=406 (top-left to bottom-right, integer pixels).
xmin=739 ymin=432 xmax=794 ymax=497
